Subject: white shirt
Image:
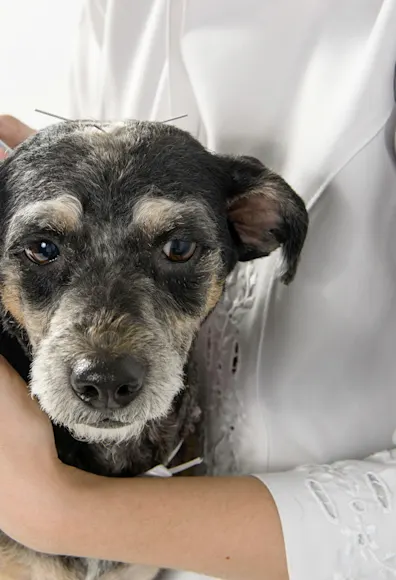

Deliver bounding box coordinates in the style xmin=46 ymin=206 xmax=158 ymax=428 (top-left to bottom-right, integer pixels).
xmin=4 ymin=1 xmax=396 ymax=578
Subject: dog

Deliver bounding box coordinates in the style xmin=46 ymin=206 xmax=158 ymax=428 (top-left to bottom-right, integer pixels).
xmin=0 ymin=119 xmax=308 ymax=580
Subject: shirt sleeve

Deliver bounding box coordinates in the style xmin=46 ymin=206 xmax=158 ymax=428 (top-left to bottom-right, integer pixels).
xmin=255 ymin=449 xmax=396 ymax=580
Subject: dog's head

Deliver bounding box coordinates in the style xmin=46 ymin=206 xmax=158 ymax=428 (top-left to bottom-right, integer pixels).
xmin=0 ymin=121 xmax=308 ymax=443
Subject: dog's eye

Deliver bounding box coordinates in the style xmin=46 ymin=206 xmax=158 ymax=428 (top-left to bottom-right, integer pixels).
xmin=163 ymin=240 xmax=197 ymax=262
xmin=25 ymin=240 xmax=60 ymax=265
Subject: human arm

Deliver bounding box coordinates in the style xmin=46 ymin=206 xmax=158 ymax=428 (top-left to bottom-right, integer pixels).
xmin=0 ymin=357 xmax=287 ymax=580
xmin=1 ymin=357 xmax=396 ymax=580
xmin=56 ymin=428 xmax=396 ymax=580
xmin=64 ymin=469 xmax=287 ymax=580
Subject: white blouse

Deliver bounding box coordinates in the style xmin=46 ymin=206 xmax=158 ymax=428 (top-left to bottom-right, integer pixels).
xmin=7 ymin=1 xmax=396 ymax=578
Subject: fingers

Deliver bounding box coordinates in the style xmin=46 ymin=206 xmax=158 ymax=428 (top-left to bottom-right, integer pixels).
xmin=0 ymin=115 xmax=36 ymax=148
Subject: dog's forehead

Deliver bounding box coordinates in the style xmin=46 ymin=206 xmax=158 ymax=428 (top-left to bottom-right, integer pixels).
xmin=2 ymin=121 xmax=228 ymax=250
xmin=6 ymin=121 xmax=224 ymax=218
xmin=10 ymin=120 xmax=216 ymax=188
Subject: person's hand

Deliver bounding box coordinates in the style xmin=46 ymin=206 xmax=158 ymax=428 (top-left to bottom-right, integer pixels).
xmin=0 ymin=115 xmax=36 ymax=150
xmin=0 ymin=356 xmax=75 ymax=553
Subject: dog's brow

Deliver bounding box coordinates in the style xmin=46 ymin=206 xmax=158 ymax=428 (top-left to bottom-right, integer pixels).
xmin=7 ymin=194 xmax=83 ymax=244
xmin=132 ymin=197 xmax=214 ymax=233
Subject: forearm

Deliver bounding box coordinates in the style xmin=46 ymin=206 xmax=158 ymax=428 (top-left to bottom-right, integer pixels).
xmin=61 ymin=473 xmax=288 ymax=580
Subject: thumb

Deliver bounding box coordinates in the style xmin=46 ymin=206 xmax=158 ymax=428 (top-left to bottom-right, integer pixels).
xmin=0 ymin=115 xmax=36 ymax=148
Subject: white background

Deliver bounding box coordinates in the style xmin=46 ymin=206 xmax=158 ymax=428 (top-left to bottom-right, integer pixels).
xmin=0 ymin=0 xmax=83 ymax=129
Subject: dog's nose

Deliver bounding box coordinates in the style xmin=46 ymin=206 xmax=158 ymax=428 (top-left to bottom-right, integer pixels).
xmin=70 ymin=356 xmax=145 ymax=410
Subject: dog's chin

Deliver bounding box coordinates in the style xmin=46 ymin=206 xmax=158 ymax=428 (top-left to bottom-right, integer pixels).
xmin=69 ymin=421 xmax=145 ymax=444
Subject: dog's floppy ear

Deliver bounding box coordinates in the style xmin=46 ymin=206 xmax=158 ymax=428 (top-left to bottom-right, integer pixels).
xmin=221 ymin=155 xmax=308 ymax=284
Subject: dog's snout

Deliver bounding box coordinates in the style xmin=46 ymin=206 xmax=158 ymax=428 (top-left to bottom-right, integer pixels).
xmin=70 ymin=355 xmax=145 ymax=410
